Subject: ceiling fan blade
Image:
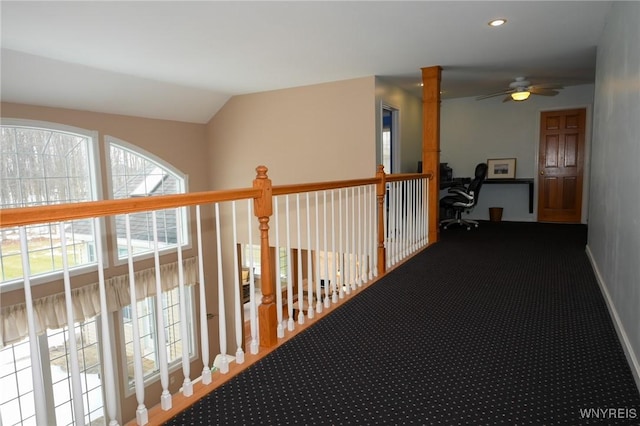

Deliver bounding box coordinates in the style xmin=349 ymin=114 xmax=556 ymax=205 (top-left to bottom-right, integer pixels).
xmin=529 ymin=83 xmax=564 ymax=90
xmin=530 ymin=88 xmax=560 ymax=96
xmin=476 ymin=89 xmax=514 ymax=100
xmin=502 ymin=95 xmax=512 ymax=103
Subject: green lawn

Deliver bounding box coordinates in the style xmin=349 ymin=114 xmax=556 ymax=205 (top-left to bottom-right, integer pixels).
xmin=1 ymin=237 xmax=89 ymax=281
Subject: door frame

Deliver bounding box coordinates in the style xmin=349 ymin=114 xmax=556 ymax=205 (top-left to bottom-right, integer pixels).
xmin=380 ymin=102 xmax=400 ymax=174
xmin=535 ymin=105 xmax=593 ymax=224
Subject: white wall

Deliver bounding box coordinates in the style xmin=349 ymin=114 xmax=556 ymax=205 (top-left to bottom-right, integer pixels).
xmin=586 ymin=1 xmax=640 ymax=389
xmin=440 ymin=84 xmax=594 ymax=222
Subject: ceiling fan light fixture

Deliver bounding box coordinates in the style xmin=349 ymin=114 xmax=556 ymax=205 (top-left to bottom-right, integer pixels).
xmin=511 ymin=91 xmax=531 ymax=101
xmin=488 ymin=18 xmax=507 ymax=27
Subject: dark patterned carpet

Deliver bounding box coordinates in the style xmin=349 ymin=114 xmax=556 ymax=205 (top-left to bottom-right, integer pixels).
xmin=167 ymin=222 xmax=640 ymax=425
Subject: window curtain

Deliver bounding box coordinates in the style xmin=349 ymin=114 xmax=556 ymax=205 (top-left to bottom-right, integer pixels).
xmin=0 ymin=257 xmax=198 ymax=348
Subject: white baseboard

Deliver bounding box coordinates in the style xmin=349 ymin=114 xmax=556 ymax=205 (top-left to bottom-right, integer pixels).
xmin=585 ymin=245 xmax=640 ymax=393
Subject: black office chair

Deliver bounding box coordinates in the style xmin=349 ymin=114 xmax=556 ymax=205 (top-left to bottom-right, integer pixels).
xmin=439 ymin=163 xmax=488 ymax=230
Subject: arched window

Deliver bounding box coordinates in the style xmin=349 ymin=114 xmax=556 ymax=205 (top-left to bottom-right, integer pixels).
xmin=107 ymin=137 xmax=188 ymax=260
xmin=0 ymin=120 xmax=99 ymax=285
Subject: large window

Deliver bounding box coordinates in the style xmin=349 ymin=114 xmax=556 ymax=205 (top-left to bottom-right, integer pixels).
xmin=0 ymin=122 xmax=99 ymax=285
xmin=0 ymin=318 xmax=104 ymax=426
xmin=122 ymin=287 xmax=194 ymax=388
xmin=108 ymin=138 xmax=187 ymax=260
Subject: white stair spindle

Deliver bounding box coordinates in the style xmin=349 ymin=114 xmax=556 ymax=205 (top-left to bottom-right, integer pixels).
xmin=215 ymin=203 xmax=230 ymax=372
xmin=323 ymin=191 xmax=331 ymax=309
xmin=393 ymin=182 xmax=399 ymax=265
xmin=330 ymin=190 xmax=338 ymax=303
xmin=314 ymin=192 xmax=322 ymax=314
xmin=151 ymin=212 xmax=172 ymax=408
xmin=196 ymin=206 xmax=213 ymax=382
xmin=18 ymin=227 xmax=47 ymax=425
xmin=93 ymin=218 xmax=119 ymax=426
xmin=247 ymin=199 xmax=259 ymax=354
xmin=351 ymin=187 xmax=357 ymax=291
xmin=231 ymin=202 xmax=246 ymax=363
xmin=59 ymin=224 xmax=85 ymax=426
xmin=175 ymin=208 xmax=193 ymax=397
xmin=344 ymin=188 xmax=351 ymax=295
xmin=338 ymin=189 xmax=345 ymax=299
xmin=296 ymin=194 xmax=305 ymax=324
xmin=285 ymin=195 xmax=295 ymax=331
xmin=369 ymin=185 xmax=376 ymax=279
xmin=124 ymin=215 xmax=148 ymax=425
xmin=306 ymin=193 xmax=315 ymax=319
xmin=305 ymin=192 xmax=314 ymax=318
xmin=273 ymin=198 xmax=285 ymax=338
xmin=357 ymin=186 xmax=363 ymax=287
xmin=383 ymin=182 xmax=389 ymax=269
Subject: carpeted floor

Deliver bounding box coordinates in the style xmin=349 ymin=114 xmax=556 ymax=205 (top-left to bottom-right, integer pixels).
xmin=166 ymin=221 xmax=640 ymax=425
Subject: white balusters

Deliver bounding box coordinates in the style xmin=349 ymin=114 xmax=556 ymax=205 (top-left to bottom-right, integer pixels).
xmin=124 ymin=215 xmax=148 ymax=426
xmin=369 ymin=185 xmax=377 ymax=279
xmin=338 ymin=188 xmax=345 ymax=299
xmin=58 ymin=224 xmax=86 ymax=426
xmin=322 ymin=191 xmax=331 ymax=309
xmin=246 ymin=199 xmax=259 ymax=355
xmin=18 ymin=227 xmax=47 ymax=425
xmin=151 ymin=212 xmax=172 ymax=409
xmin=215 ymin=203 xmax=230 ymax=373
xmin=349 ymin=186 xmax=358 ymax=290
xmin=344 ymin=188 xmax=351 ymax=295
xmin=285 ymin=195 xmax=295 ymax=331
xmin=305 ymin=194 xmax=314 ymax=319
xmin=196 ymin=206 xmax=213 ymax=383
xmin=331 ymin=190 xmax=339 ymax=303
xmin=175 ymin=209 xmax=193 ymax=397
xmin=94 ymin=218 xmax=119 ymax=426
xmin=295 ymin=194 xmax=305 ymax=324
xmin=231 ymin=202 xmax=246 ymax=364
xmin=314 ymin=192 xmax=322 ymax=314
xmin=274 ymin=199 xmax=285 ymax=338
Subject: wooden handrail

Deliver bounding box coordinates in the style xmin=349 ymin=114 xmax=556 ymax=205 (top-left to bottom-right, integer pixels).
xmin=0 ymin=172 xmax=433 ymax=229
xmin=385 ymin=172 xmax=432 ymax=182
xmin=271 ymin=173 xmax=432 ymax=196
xmin=0 ymin=188 xmax=261 ymax=228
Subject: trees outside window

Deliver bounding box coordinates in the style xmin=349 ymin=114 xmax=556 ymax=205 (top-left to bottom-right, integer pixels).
xmin=0 ymin=122 xmax=98 ymax=284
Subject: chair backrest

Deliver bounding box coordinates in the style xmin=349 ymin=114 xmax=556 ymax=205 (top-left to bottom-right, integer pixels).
xmin=467 ymin=163 xmax=488 ymax=206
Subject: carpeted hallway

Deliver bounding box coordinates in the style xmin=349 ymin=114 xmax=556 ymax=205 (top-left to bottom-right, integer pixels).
xmin=166 ymin=222 xmax=640 ymax=425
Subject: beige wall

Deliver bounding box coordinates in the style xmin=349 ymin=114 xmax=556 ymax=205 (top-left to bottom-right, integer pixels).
xmin=206 ymin=76 xmax=377 ymax=189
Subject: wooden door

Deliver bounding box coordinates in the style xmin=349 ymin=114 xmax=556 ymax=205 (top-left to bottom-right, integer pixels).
xmin=537 ymin=108 xmax=586 ymax=223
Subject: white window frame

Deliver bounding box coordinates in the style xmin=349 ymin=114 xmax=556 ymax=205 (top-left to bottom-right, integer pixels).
xmin=0 ymin=119 xmax=105 ymax=292
xmin=105 ymin=137 xmax=190 ymax=265
xmin=0 ymin=316 xmax=106 ymax=426
xmin=119 ymin=286 xmax=197 ymax=396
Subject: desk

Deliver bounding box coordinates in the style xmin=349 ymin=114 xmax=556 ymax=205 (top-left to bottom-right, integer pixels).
xmin=483 ymin=178 xmax=534 ymax=213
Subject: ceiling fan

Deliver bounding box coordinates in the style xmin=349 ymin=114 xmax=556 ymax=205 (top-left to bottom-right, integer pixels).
xmin=476 ymin=77 xmax=563 ymax=102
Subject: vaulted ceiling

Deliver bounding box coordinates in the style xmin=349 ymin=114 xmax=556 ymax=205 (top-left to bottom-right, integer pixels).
xmin=1 ymin=1 xmax=612 ymax=123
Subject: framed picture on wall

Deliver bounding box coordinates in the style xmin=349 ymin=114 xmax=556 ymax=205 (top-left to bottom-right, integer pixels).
xmin=487 ymin=158 xmax=516 ymax=179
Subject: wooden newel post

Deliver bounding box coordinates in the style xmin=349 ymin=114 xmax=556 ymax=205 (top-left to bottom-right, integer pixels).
xmin=376 ymin=165 xmax=387 ymax=276
xmin=253 ymin=165 xmax=277 ymax=348
xmin=421 ymin=66 xmax=442 ymax=244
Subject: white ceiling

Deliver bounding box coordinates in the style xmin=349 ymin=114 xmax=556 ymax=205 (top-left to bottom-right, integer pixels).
xmin=1 ymin=1 xmax=612 ymax=124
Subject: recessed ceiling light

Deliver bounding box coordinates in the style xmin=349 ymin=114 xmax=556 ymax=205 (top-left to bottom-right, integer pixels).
xmin=488 ymin=18 xmax=507 ymax=27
